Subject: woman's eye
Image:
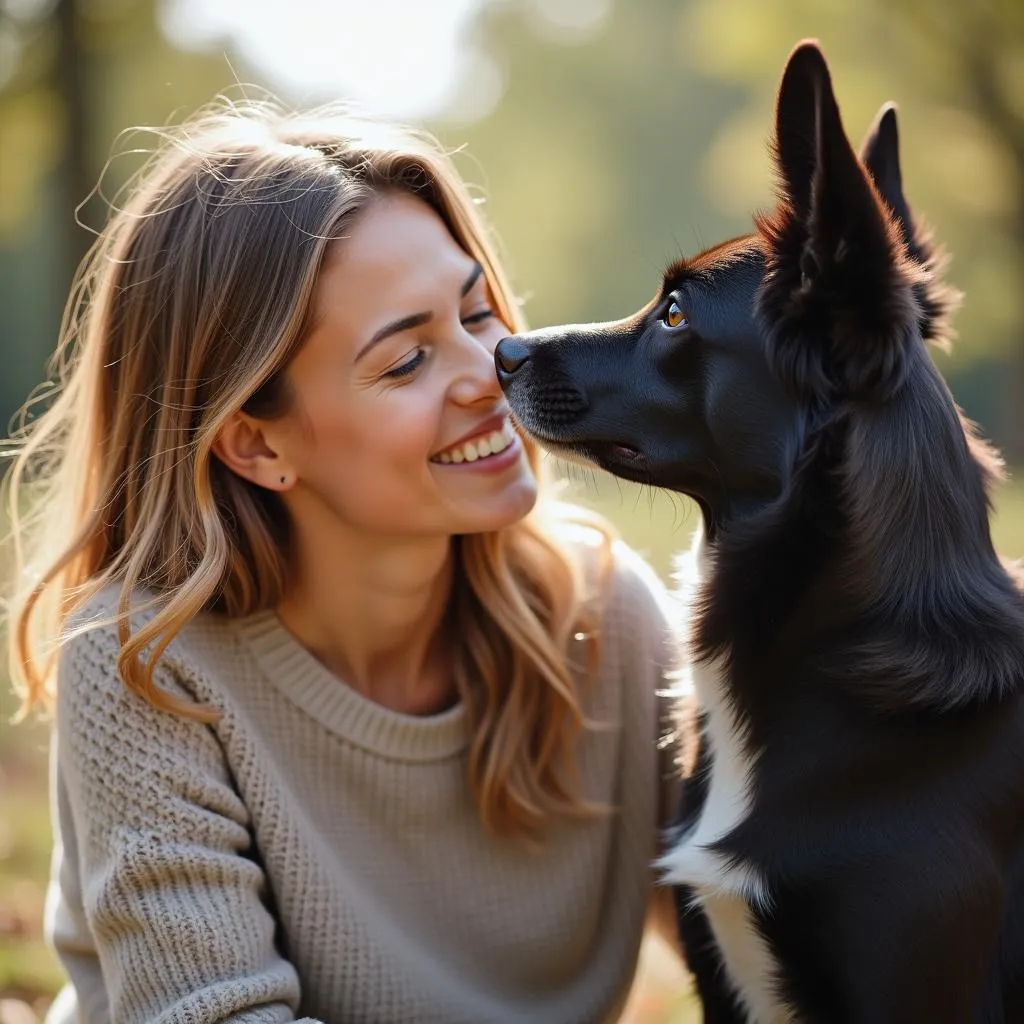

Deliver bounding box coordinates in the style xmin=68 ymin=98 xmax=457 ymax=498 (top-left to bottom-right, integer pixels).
xmin=462 ymin=308 xmax=495 ymax=327
xmin=383 ymin=348 xmax=426 ymax=379
xmin=664 ymin=300 xmax=688 ymax=330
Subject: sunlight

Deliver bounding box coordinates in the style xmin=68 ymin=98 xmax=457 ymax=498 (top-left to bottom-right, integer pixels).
xmin=159 ymin=0 xmax=616 ymax=121
xmin=160 ymin=0 xmax=494 ymax=120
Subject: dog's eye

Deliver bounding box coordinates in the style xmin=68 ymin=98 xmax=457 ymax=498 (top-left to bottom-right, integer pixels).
xmin=664 ymin=301 xmax=688 ymax=330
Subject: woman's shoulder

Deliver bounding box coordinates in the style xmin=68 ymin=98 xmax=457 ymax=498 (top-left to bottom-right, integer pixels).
xmin=65 ymin=580 xmax=155 ymax=631
xmin=68 ymin=581 xmax=236 ymax=647
xmin=58 ymin=582 xmax=234 ymax=710
xmin=543 ymin=506 xmax=693 ymax=702
xmin=550 ymin=507 xmax=692 ymax=791
xmin=60 ymin=583 xmax=156 ymax=681
xmin=545 ymin=503 xmax=681 ymax=636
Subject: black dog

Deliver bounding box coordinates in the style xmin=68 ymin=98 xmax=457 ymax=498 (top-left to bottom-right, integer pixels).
xmin=496 ymin=41 xmax=1024 ymax=1024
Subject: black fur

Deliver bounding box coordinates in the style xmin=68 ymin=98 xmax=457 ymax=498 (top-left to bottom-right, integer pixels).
xmin=859 ymin=102 xmax=961 ymax=348
xmin=496 ymin=39 xmax=1024 ymax=1024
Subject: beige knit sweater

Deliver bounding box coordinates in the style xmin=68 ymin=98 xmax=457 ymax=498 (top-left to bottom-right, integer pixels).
xmin=43 ymin=537 xmax=681 ymax=1024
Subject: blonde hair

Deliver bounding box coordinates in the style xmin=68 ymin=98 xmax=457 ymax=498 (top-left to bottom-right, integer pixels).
xmin=3 ymin=100 xmax=612 ymax=839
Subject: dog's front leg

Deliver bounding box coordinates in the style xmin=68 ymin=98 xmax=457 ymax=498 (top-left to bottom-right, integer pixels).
xmin=674 ymin=884 xmax=749 ymax=1023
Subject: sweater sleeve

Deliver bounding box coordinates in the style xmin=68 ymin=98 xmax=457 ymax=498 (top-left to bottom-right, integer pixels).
xmin=48 ymin=616 xmax=322 ymax=1024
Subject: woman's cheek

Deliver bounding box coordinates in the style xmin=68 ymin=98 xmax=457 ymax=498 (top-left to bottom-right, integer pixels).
xmin=388 ymin=385 xmax=448 ymax=460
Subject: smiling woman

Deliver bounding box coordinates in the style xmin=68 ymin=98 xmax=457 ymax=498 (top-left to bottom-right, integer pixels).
xmin=215 ymin=192 xmax=538 ymax=548
xmin=2 ymin=100 xmax=684 ymax=1023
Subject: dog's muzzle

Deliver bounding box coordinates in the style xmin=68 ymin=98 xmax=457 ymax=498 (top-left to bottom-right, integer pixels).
xmin=495 ymin=337 xmax=531 ymax=377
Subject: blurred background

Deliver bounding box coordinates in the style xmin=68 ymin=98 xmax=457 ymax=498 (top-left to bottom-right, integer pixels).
xmin=0 ymin=0 xmax=1021 ymax=1020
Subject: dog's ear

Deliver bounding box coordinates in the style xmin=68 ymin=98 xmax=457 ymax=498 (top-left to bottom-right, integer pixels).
xmin=859 ymin=104 xmax=915 ymax=251
xmin=860 ymin=103 xmax=960 ymax=348
xmin=758 ymin=41 xmax=921 ymax=402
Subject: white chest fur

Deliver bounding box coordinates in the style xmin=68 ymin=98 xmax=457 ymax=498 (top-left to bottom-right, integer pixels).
xmin=657 ymin=536 xmax=793 ymax=1024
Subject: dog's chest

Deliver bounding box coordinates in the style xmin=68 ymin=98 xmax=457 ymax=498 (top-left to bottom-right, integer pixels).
xmin=659 ymin=656 xmax=794 ymax=1024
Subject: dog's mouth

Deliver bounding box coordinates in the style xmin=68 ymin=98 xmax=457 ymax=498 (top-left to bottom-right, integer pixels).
xmin=517 ymin=423 xmax=653 ymax=478
xmin=604 ymin=442 xmax=645 ymax=465
xmin=589 ymin=440 xmax=653 ymax=480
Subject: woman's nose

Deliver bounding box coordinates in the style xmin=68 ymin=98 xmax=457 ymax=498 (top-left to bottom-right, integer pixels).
xmin=448 ymin=334 xmax=504 ymax=405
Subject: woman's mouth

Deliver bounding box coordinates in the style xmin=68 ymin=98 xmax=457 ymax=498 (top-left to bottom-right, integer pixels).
xmin=430 ymin=420 xmax=517 ymax=465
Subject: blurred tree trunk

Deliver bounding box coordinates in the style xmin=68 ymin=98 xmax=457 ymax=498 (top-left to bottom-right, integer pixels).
xmin=54 ymin=0 xmax=92 ymax=290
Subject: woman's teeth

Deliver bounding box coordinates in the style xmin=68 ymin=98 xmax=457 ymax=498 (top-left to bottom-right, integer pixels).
xmin=434 ymin=424 xmax=515 ymax=464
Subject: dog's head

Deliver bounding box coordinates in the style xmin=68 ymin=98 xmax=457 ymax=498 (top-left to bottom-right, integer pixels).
xmin=497 ymin=42 xmax=953 ymax=530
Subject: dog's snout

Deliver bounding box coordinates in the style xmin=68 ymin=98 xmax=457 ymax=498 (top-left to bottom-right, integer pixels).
xmin=495 ymin=337 xmax=531 ymax=376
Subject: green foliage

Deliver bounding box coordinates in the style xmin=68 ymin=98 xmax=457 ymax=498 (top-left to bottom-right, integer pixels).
xmin=1 ymin=0 xmax=1021 ymax=448
xmin=0 ymin=0 xmax=256 ymax=434
xmin=0 ymin=2 xmax=1022 ymax=1015
xmin=0 ymin=683 xmax=62 ymax=1013
xmin=680 ymin=0 xmax=1024 ymax=367
xmin=441 ymin=0 xmax=749 ymax=329
xmin=440 ymin=0 xmax=1023 ymax=452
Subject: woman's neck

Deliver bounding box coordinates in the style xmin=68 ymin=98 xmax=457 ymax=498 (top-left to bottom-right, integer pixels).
xmin=276 ymin=522 xmax=458 ymax=716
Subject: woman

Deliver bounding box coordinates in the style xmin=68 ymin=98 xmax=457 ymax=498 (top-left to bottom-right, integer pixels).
xmin=5 ymin=102 xmax=683 ymax=1023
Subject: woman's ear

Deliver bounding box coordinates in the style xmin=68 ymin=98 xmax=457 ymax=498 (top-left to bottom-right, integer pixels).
xmin=212 ymin=411 xmax=295 ymax=491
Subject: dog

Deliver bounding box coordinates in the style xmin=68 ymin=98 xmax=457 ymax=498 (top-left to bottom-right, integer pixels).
xmin=496 ymin=40 xmax=1024 ymax=1024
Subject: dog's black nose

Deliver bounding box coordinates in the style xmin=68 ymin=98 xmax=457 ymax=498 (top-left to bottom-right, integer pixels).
xmin=495 ymin=337 xmax=530 ymax=375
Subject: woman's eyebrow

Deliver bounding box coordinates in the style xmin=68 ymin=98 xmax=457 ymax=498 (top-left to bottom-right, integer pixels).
xmin=460 ymin=262 xmax=483 ymax=298
xmin=355 ymin=262 xmax=484 ymax=363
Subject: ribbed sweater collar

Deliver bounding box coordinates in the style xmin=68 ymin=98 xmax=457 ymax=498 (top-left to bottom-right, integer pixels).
xmin=234 ymin=610 xmax=471 ymax=763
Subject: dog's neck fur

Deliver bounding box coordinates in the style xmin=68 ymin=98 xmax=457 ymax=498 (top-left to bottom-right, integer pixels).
xmin=695 ymin=342 xmax=1024 ymax=719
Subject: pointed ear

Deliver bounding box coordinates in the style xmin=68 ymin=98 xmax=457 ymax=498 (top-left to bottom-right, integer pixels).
xmin=859 ymin=104 xmax=916 ymax=253
xmin=758 ymin=41 xmax=920 ymax=401
xmin=771 ymin=41 xmax=825 ymax=220
xmin=782 ymin=42 xmax=894 ymax=288
xmin=860 ymin=103 xmax=961 ymax=346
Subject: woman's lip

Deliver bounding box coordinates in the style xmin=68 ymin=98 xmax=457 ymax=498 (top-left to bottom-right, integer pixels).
xmin=431 ymin=412 xmax=510 ymax=460
xmin=431 ymin=433 xmax=521 ymax=472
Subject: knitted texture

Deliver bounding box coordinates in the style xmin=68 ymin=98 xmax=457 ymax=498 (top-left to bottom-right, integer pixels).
xmin=43 ymin=539 xmax=680 ymax=1024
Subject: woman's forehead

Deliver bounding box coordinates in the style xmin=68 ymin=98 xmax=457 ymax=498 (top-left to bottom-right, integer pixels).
xmin=323 ymin=194 xmax=473 ymax=297
xmin=302 ymin=193 xmax=480 ymax=357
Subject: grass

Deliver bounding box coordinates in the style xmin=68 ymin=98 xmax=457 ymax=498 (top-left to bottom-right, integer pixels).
xmin=1 ymin=470 xmax=1021 ymax=1022
xmin=0 ymin=698 xmax=63 ymax=1017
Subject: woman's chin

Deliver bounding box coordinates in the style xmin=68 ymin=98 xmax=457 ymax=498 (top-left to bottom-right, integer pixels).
xmin=454 ymin=477 xmax=539 ymax=535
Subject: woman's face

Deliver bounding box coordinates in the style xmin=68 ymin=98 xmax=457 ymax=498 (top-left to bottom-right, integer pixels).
xmin=272 ymin=191 xmax=538 ymax=538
